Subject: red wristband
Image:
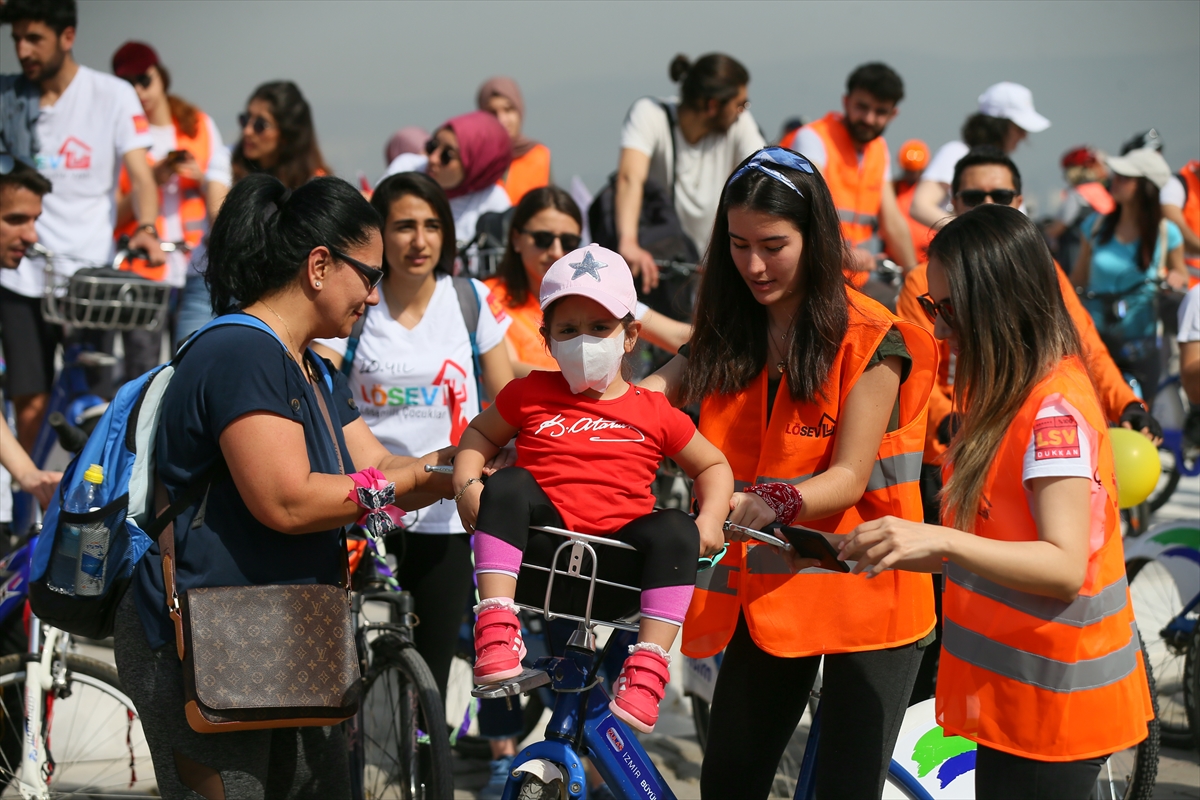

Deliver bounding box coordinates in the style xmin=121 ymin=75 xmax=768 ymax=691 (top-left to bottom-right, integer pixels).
xmin=743 ymin=482 xmax=802 ymax=526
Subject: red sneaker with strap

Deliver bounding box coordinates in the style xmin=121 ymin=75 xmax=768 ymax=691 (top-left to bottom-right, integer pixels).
xmin=473 ymin=601 xmax=526 ymax=684
xmin=608 ymin=644 xmax=671 ymax=733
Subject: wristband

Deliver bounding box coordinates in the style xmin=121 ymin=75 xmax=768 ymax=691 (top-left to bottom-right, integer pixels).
xmin=135 ymin=223 xmax=159 ymax=238
xmin=347 ymin=467 xmax=406 ymax=538
xmin=743 ymin=482 xmax=802 ymax=526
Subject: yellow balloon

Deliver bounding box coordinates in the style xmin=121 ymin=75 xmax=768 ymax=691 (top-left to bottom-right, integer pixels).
xmin=1109 ymin=427 xmax=1162 ymax=509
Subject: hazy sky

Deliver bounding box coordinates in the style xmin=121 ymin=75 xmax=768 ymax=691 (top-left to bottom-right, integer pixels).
xmin=13 ymin=0 xmax=1200 ymax=213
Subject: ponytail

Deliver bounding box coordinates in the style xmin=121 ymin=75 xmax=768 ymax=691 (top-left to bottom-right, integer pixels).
xmin=670 ymin=52 xmax=750 ymax=112
xmin=205 ymin=174 xmax=381 ymax=314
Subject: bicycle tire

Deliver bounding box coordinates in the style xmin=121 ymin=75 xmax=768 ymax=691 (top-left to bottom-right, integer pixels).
xmin=1186 ymin=619 xmax=1200 ymax=755
xmin=1126 ymin=557 xmax=1193 ymax=746
xmin=516 ymin=774 xmax=561 ymax=800
xmin=1096 ymin=634 xmax=1160 ymax=800
xmin=1145 ymin=449 xmax=1181 ymax=513
xmin=359 ymin=634 xmax=454 ymax=800
xmin=0 ymin=651 xmax=155 ymax=796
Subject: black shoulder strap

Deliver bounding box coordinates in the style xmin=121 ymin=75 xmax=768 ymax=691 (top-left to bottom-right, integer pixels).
xmin=656 ymin=99 xmax=678 ymax=198
xmin=452 ymin=275 xmax=481 ymax=334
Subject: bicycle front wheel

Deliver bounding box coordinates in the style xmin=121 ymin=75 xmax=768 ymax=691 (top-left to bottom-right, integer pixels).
xmin=0 ymin=652 xmax=154 ymax=797
xmin=359 ymin=634 xmax=453 ymax=800
xmin=1127 ymin=556 xmax=1194 ymax=746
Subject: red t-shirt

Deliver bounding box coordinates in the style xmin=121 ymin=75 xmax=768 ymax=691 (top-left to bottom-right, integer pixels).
xmin=494 ymin=370 xmax=696 ymax=534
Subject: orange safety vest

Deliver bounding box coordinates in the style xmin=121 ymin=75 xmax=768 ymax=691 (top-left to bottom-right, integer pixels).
xmin=936 ymin=357 xmax=1153 ymax=761
xmin=805 ymin=113 xmax=888 ymax=288
xmin=483 ymin=276 xmax=558 ymax=370
xmin=895 ymin=179 xmax=933 ymax=262
xmin=1180 ymin=160 xmax=1200 ymax=287
xmin=499 ymin=143 xmax=551 ymax=206
xmin=1074 ymin=181 xmax=1115 ymax=217
xmin=682 ymin=291 xmax=938 ymax=658
xmin=115 ymin=111 xmax=213 ymax=281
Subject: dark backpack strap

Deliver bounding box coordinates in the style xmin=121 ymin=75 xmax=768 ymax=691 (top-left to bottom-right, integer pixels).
xmin=340 ymin=308 xmax=368 ymax=377
xmin=656 ymin=99 xmax=678 ymax=199
xmin=452 ymin=276 xmax=486 ymax=400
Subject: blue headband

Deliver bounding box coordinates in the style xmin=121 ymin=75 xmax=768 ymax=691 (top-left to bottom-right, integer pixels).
xmin=727 ymin=146 xmax=815 ymax=197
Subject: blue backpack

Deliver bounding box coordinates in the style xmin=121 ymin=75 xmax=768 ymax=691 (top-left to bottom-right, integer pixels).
xmin=28 ymin=314 xmax=334 ymax=639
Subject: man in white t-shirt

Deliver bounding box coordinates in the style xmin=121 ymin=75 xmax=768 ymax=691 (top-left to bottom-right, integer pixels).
xmin=1179 ymin=286 xmax=1200 ymax=408
xmin=616 ymin=53 xmax=765 ymax=292
xmin=0 ymin=0 xmax=161 ymax=448
xmin=910 ymin=82 xmax=1048 ymax=228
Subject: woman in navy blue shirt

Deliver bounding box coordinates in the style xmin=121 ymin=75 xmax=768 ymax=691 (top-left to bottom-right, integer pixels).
xmin=113 ymin=175 xmax=454 ymax=799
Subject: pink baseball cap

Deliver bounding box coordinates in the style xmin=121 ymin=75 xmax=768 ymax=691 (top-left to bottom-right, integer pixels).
xmin=538 ymin=244 xmax=637 ymax=317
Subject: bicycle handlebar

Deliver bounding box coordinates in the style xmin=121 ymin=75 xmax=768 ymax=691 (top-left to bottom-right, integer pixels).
xmin=47 ymin=412 xmax=89 ymax=454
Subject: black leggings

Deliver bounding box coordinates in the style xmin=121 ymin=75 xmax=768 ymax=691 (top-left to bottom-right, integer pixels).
xmin=700 ymin=614 xmax=923 ymax=800
xmin=474 ymin=467 xmax=699 ymax=621
xmin=975 ymin=745 xmax=1106 ymax=800
xmin=387 ymin=530 xmax=475 ymax=700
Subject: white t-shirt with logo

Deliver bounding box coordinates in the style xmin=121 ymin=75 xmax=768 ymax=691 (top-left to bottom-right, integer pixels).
xmin=1 ymin=66 xmax=153 ymax=298
xmin=620 ymin=97 xmax=766 ymax=253
xmin=146 ymin=117 xmax=231 ymax=286
xmin=316 ymin=275 xmax=510 ymax=533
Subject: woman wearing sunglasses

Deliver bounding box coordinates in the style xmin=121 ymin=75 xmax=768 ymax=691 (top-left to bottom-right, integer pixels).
xmin=486 ymin=186 xmax=691 ymax=376
xmin=639 ymin=147 xmax=938 ymax=798
xmin=231 ymin=80 xmax=330 ymax=191
xmin=841 ymin=205 xmax=1152 ymax=800
xmin=384 ymin=110 xmax=511 ymax=269
xmin=114 ymin=173 xmax=454 ymax=798
xmin=312 ymin=171 xmax=514 ymax=702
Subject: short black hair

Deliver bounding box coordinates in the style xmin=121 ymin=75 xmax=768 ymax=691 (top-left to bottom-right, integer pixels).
xmin=846 ymin=62 xmax=904 ymax=104
xmin=0 ymin=158 xmax=52 ymax=196
xmin=0 ymin=0 xmax=76 ymax=34
xmin=951 ymin=146 xmax=1022 ymax=196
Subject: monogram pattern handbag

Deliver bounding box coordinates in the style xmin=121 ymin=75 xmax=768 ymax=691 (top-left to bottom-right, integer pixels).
xmin=160 ymin=356 xmax=362 ymax=733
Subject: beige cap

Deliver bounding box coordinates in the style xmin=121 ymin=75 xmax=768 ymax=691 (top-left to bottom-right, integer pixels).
xmin=1105 ymin=148 xmax=1172 ymax=190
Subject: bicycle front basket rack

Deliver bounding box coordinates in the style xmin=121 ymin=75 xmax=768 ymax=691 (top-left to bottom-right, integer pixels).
xmin=42 ymin=265 xmax=171 ymax=331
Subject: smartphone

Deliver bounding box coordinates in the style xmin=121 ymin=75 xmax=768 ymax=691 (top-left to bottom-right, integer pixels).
xmin=780 ymin=526 xmax=850 ymax=573
xmin=164 ymin=149 xmax=190 ymax=165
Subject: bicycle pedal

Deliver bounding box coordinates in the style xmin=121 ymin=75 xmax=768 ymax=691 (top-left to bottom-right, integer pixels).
xmin=471 ymin=668 xmax=551 ymax=699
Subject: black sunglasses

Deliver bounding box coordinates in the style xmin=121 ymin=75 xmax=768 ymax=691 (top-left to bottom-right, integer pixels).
xmin=523 ymin=230 xmax=582 ymax=251
xmin=424 ymin=138 xmax=459 ymax=166
xmin=124 ymin=73 xmax=152 ymax=89
xmin=955 ymin=189 xmax=1017 ymax=208
xmin=916 ymin=292 xmax=955 ymax=325
xmin=238 ymin=113 xmax=272 ymax=135
xmin=330 ymin=247 xmax=384 ymax=290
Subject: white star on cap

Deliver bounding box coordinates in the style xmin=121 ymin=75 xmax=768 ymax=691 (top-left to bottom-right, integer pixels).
xmin=569 ymin=251 xmax=607 ymax=281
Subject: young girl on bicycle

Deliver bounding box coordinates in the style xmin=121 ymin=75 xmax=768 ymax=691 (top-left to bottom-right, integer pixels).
xmin=453 ymin=245 xmax=733 ymax=734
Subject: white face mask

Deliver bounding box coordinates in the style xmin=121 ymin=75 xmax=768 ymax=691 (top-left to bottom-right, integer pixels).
xmin=550 ymin=333 xmax=625 ymax=394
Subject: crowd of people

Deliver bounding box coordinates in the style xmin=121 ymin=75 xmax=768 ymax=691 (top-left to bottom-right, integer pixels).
xmin=1 ymin=1 xmax=1199 ymax=799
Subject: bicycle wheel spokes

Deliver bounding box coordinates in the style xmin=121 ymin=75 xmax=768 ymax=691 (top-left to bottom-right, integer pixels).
xmin=361 ymin=657 xmax=424 ymax=799
xmin=1129 ymin=559 xmax=1192 ymax=741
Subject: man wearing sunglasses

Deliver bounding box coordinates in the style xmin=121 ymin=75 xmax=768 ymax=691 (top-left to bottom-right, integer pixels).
xmin=0 ymin=0 xmax=163 ymax=449
xmin=782 ymin=62 xmax=917 ymax=280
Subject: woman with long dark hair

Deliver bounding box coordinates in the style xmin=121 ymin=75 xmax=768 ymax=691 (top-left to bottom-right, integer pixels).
xmin=1072 ymin=148 xmax=1186 ymax=406
xmin=486 ymin=185 xmax=690 ymax=375
xmin=312 ymin=172 xmax=514 ymax=701
xmin=113 ymin=174 xmax=452 ymax=798
xmin=231 ymin=80 xmax=330 ymax=190
xmin=641 ymin=147 xmax=938 ymax=797
xmin=843 ymin=205 xmax=1152 ymax=800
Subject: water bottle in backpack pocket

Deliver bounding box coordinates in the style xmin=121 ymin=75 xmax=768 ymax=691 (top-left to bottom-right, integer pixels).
xmin=48 ymin=463 xmax=112 ymax=595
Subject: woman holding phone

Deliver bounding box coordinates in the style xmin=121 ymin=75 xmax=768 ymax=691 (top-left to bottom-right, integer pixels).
xmin=842 ymin=204 xmax=1151 ymax=799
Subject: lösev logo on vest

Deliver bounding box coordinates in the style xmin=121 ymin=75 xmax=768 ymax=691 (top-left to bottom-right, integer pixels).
xmin=784 ymin=412 xmax=837 ymax=438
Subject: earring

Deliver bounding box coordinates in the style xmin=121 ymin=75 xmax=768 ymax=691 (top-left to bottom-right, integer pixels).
xmin=314 ymin=281 xmax=322 ymax=288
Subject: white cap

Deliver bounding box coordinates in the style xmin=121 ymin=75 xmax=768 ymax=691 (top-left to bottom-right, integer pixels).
xmin=977 ymin=82 xmax=1050 ymax=133
xmin=1105 ymin=149 xmax=1173 ymax=190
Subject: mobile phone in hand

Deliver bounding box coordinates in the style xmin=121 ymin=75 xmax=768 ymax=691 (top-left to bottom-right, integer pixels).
xmin=780 ymin=525 xmax=850 ymax=573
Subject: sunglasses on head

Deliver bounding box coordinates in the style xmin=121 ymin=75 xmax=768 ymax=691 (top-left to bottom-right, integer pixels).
xmin=955 ymin=189 xmax=1017 ymax=208
xmin=728 ymin=146 xmax=814 ymax=197
xmin=330 ymin=247 xmax=384 ymax=290
xmin=238 ymin=113 xmax=272 ymax=135
xmin=124 ymin=73 xmax=152 ymax=90
xmin=916 ymin=292 xmax=955 ymax=325
xmin=523 ymin=230 xmax=582 ymax=251
xmin=424 ymin=138 xmax=459 ymax=166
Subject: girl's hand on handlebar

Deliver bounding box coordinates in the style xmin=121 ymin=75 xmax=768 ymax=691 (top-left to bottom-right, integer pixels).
xmin=697 ymin=514 xmax=726 ymax=558
xmin=726 ymin=492 xmax=776 ymax=536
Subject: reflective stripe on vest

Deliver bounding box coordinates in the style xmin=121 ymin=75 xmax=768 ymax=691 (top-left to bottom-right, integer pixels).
xmin=682 ymin=291 xmax=938 ymax=658
xmin=943 ymin=618 xmax=1141 ymax=693
xmin=946 ymin=561 xmax=1129 ymax=628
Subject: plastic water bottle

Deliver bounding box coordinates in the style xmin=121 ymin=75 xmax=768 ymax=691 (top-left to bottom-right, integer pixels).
xmin=74 ymin=464 xmax=109 ymax=597
xmin=48 ymin=464 xmax=104 ymax=596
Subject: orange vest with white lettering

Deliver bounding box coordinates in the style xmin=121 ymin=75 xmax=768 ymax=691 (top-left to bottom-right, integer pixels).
xmin=682 ymin=291 xmax=938 ymax=658
xmin=115 ymin=111 xmax=213 ymax=280
xmin=1180 ymin=161 xmax=1200 ymax=287
xmin=936 ymin=356 xmax=1152 ymax=761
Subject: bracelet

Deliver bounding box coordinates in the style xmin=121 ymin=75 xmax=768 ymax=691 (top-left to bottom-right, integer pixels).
xmin=743 ymin=482 xmax=803 ymax=526
xmin=135 ymin=223 xmax=159 ymax=238
xmin=454 ymin=478 xmax=482 ymax=503
xmin=346 ymin=467 xmax=405 ymax=538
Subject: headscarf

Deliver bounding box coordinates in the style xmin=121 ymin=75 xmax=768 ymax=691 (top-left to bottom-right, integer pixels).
xmin=476 ymin=76 xmax=540 ymax=160
xmin=384 ymin=126 xmax=429 ymax=165
xmin=439 ymin=110 xmax=512 ymax=199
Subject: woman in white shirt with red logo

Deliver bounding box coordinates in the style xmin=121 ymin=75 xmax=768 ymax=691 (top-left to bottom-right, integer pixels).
xmin=313 ymin=171 xmax=514 ymax=699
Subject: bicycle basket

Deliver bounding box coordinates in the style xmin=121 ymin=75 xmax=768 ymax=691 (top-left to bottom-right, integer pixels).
xmin=42 ymin=265 xmax=170 ymax=330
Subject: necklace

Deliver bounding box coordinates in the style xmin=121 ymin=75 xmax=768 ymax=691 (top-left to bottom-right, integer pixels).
xmin=769 ymin=316 xmax=795 ymax=374
xmin=260 ymin=300 xmax=314 ymax=382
